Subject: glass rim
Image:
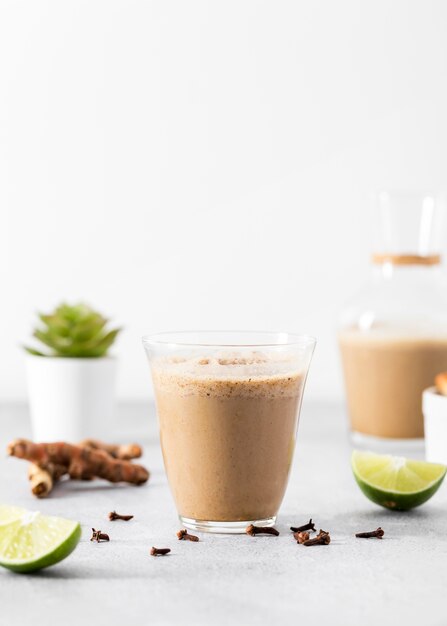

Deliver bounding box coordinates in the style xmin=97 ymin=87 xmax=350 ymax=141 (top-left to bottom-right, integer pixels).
xmin=142 ymin=330 xmax=316 ymax=349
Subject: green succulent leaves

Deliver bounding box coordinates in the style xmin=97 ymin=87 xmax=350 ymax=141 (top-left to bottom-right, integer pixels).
xmin=24 ymin=303 xmax=121 ymax=358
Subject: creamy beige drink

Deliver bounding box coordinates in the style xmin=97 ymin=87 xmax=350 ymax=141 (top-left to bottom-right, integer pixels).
xmin=151 ymin=354 xmax=303 ymax=522
xmin=339 ymin=331 xmax=447 ymax=438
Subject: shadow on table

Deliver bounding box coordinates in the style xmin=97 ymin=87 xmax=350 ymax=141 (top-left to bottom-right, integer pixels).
xmin=0 ymin=562 xmax=160 ymax=580
xmin=47 ymin=479 xmax=164 ymax=498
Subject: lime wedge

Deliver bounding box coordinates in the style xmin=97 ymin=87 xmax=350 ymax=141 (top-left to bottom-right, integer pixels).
xmin=352 ymin=451 xmax=446 ymax=511
xmin=0 ymin=505 xmax=28 ymax=525
xmin=0 ymin=505 xmax=81 ymax=573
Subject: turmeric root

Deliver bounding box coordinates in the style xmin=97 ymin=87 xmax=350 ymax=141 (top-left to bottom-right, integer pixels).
xmin=28 ymin=464 xmax=53 ymax=497
xmin=28 ymin=462 xmax=67 ymax=498
xmin=26 ymin=440 xmax=142 ymax=497
xmin=8 ymin=439 xmax=149 ymax=487
xmin=78 ymin=439 xmax=142 ymax=460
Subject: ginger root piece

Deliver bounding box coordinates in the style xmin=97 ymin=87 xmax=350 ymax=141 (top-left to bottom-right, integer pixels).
xmin=28 ymin=464 xmax=53 ymax=498
xmin=28 ymin=462 xmax=67 ymax=497
xmin=435 ymin=372 xmax=447 ymax=396
xmin=78 ymin=439 xmax=142 ymax=460
xmin=8 ymin=439 xmax=149 ymax=487
xmin=25 ymin=439 xmax=142 ymax=498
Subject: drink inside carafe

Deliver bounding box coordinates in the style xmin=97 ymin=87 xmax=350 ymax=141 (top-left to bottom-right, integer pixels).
xmin=339 ymin=331 xmax=447 ymax=438
xmin=339 ymin=192 xmax=447 ymax=442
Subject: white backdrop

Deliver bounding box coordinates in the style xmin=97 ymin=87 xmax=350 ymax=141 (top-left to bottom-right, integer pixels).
xmin=1 ymin=0 xmax=447 ymax=401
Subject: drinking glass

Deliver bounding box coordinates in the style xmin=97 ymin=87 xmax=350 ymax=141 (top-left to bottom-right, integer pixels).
xmin=143 ymin=331 xmax=315 ymax=533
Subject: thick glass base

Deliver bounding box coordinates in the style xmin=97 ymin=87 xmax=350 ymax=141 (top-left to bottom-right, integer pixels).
xmin=180 ymin=515 xmax=277 ymax=534
xmin=351 ymin=431 xmax=425 ymax=458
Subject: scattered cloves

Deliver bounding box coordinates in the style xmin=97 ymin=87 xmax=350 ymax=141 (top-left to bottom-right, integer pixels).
xmin=177 ymin=529 xmax=199 ymax=542
xmin=355 ymin=527 xmax=384 ymax=539
xmin=246 ymin=524 xmax=280 ymax=537
xmin=303 ymin=529 xmax=331 ymax=546
xmin=294 ymin=531 xmax=310 ymax=544
xmin=150 ymin=547 xmax=171 ymax=556
xmin=108 ymin=511 xmax=134 ymax=521
xmin=90 ymin=528 xmax=110 ymax=542
xmin=290 ymin=518 xmax=316 ymax=533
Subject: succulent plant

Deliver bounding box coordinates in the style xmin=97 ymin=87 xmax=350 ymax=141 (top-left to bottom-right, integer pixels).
xmin=24 ymin=303 xmax=121 ymax=358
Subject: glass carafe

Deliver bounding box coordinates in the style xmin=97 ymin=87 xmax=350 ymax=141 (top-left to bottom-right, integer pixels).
xmin=338 ymin=191 xmax=447 ymax=447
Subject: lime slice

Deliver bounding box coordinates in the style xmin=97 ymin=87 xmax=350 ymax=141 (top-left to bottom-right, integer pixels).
xmin=0 ymin=505 xmax=28 ymax=525
xmin=0 ymin=505 xmax=81 ymax=573
xmin=352 ymin=451 xmax=446 ymax=511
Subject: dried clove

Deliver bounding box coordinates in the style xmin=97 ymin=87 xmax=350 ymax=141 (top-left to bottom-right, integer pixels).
xmin=90 ymin=528 xmax=110 ymax=542
xmin=177 ymin=529 xmax=199 ymax=542
xmin=246 ymin=524 xmax=280 ymax=537
xmin=150 ymin=547 xmax=171 ymax=556
xmin=355 ymin=527 xmax=384 ymax=539
xmin=290 ymin=518 xmax=316 ymax=533
xmin=108 ymin=510 xmax=134 ymax=521
xmin=303 ymin=529 xmax=331 ymax=546
xmin=294 ymin=531 xmax=310 ymax=544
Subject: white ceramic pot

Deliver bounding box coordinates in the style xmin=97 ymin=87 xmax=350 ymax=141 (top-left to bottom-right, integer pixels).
xmin=26 ymin=355 xmax=116 ymax=442
xmin=422 ymin=387 xmax=447 ymax=465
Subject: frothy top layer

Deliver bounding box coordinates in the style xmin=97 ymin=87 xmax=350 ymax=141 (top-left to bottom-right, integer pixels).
xmin=151 ymin=351 xmax=304 ymax=398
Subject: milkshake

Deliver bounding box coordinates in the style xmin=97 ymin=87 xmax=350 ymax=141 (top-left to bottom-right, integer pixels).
xmin=143 ymin=333 xmax=315 ymax=533
xmin=339 ymin=331 xmax=447 ymax=439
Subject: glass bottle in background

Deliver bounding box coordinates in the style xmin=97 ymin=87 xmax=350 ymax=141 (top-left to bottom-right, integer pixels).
xmin=338 ymin=191 xmax=447 ymax=449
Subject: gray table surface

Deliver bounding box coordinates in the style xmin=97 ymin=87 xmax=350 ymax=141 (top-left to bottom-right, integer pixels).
xmin=0 ymin=401 xmax=446 ymax=626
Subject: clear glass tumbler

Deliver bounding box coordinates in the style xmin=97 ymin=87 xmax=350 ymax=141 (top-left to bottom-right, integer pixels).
xmin=338 ymin=191 xmax=447 ymax=449
xmin=142 ymin=331 xmax=315 ymax=533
